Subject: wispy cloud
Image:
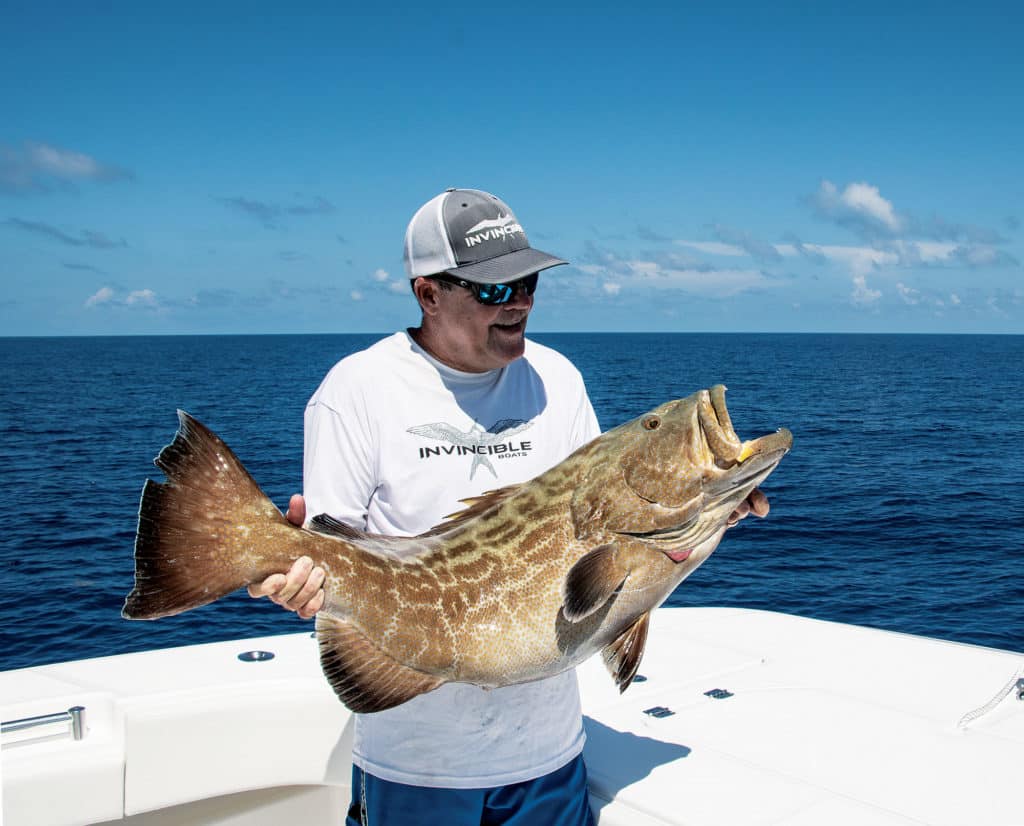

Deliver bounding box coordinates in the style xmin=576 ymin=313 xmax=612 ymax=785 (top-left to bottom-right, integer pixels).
xmin=636 ymin=225 xmax=673 ymax=242
xmin=85 ymin=286 xmax=159 ymax=309
xmin=62 ymin=261 xmax=106 ymax=274
xmin=577 ymin=243 xmax=773 ymax=297
xmin=4 ymin=218 xmax=127 ymax=248
xmin=218 ymin=194 xmax=336 ymax=228
xmin=711 ymin=223 xmax=782 ymax=263
xmin=0 ymin=142 xmax=133 ymax=195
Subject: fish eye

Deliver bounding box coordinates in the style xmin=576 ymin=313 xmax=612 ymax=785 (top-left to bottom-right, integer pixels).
xmin=642 ymin=416 xmax=661 ymax=431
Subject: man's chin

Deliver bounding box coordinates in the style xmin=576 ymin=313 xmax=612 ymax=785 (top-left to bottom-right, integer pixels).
xmin=489 ymin=320 xmax=527 ymax=360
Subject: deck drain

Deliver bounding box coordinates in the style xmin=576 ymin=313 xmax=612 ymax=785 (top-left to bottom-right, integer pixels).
xmin=643 ymin=706 xmax=675 ymax=718
xmin=238 ymin=650 xmax=275 ymax=662
xmin=704 ymin=688 xmax=733 ymax=699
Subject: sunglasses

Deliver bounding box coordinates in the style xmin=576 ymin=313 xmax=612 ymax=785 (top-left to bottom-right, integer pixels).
xmin=431 ymin=272 xmax=539 ymax=306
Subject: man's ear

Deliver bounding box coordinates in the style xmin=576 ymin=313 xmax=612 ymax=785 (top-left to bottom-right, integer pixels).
xmin=412 ymin=277 xmax=442 ymax=315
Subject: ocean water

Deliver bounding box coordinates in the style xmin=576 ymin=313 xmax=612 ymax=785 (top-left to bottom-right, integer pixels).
xmin=1 ymin=333 xmax=1022 ymax=671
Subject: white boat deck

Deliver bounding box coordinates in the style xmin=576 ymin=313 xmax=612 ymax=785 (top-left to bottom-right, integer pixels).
xmin=2 ymin=607 xmax=1021 ymax=826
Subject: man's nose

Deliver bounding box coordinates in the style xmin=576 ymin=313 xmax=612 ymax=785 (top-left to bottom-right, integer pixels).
xmin=505 ymin=282 xmax=533 ymax=309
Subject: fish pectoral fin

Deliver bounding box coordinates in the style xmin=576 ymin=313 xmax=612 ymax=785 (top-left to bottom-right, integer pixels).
xmin=561 ymin=544 xmax=627 ymax=622
xmin=602 ymin=612 xmax=650 ymax=693
xmin=316 ymin=613 xmax=444 ymax=714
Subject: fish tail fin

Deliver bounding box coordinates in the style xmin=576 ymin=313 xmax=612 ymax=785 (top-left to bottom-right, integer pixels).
xmin=123 ymin=410 xmax=297 ymax=620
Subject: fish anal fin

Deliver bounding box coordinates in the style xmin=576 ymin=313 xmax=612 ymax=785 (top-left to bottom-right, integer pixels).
xmin=602 ymin=612 xmax=650 ymax=693
xmin=316 ymin=613 xmax=445 ymax=714
xmin=562 ymin=544 xmax=628 ymax=622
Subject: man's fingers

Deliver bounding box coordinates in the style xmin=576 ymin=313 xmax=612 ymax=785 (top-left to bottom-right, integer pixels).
xmin=726 ymin=489 xmax=771 ymax=527
xmin=285 ymin=493 xmax=306 ymax=527
xmin=296 ymin=586 xmax=326 ymax=620
xmin=748 ymin=488 xmax=770 ymax=517
xmin=283 ymin=565 xmax=326 ymax=612
xmin=270 ymin=556 xmax=314 ymax=604
xmin=248 ymin=573 xmax=286 ymax=598
xmin=727 ymin=499 xmax=750 ymax=527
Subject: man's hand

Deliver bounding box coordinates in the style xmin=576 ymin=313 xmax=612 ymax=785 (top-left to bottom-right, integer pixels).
xmin=727 ymin=488 xmax=769 ymax=527
xmin=247 ymin=494 xmax=326 ymax=619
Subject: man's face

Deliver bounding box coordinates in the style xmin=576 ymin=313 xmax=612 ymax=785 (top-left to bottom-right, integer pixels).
xmin=425 ymin=275 xmax=535 ymax=373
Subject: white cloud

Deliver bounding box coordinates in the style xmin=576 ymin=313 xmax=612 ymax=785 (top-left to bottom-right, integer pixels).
xmin=85 ymin=286 xmax=115 ymax=307
xmin=1 ymin=141 xmax=132 ymax=193
xmin=579 ymin=259 xmax=771 ymax=297
xmin=839 ymin=182 xmax=900 ymax=231
xmin=29 ymin=144 xmax=105 ymax=179
xmin=811 ymin=179 xmax=903 ymax=236
xmin=673 ymin=240 xmax=747 ymax=257
xmin=790 ymin=243 xmax=895 ymax=277
xmin=350 ymin=290 xmax=364 ymax=301
xmin=373 ymin=268 xmax=389 ymax=282
xmin=84 ymin=286 xmax=160 ymax=309
xmin=125 ymin=289 xmax=157 ymax=306
xmin=851 ymin=276 xmax=882 ymax=306
xmin=896 ymin=282 xmax=921 ymax=305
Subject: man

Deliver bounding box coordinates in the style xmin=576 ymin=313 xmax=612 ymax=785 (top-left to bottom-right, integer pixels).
xmin=251 ymin=188 xmax=769 ymax=825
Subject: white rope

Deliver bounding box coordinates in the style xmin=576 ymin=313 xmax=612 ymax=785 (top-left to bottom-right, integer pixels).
xmin=956 ymin=661 xmax=1024 ymax=729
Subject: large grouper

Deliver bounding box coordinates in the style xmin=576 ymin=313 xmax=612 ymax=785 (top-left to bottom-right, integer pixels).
xmin=124 ymin=385 xmax=792 ymax=713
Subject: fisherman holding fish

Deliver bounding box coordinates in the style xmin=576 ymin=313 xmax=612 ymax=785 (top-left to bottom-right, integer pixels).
xmin=240 ymin=189 xmax=772 ymax=825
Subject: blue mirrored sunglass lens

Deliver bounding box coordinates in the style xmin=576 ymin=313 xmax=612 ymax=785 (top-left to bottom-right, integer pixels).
xmin=477 ymin=284 xmax=512 ymax=303
xmin=477 ymin=273 xmax=538 ymax=305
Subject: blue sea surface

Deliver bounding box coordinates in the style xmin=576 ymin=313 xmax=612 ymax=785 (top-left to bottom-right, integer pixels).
xmin=1 ymin=333 xmax=1022 ymax=670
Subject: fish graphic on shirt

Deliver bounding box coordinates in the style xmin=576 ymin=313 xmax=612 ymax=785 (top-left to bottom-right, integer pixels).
xmin=406 ymin=418 xmax=533 ymax=479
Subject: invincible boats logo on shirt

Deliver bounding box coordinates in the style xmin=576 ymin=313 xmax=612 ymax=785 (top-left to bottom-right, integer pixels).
xmin=462 ymin=213 xmax=524 ymax=248
xmin=407 ymin=418 xmax=535 ymax=479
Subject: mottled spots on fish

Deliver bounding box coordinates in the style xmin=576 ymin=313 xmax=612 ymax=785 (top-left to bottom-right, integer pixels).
xmin=481 ymin=520 xmax=521 ymax=544
xmin=455 ymin=578 xmax=483 ymax=607
xmin=440 ymin=591 xmax=463 ymax=623
xmin=449 ymin=552 xmax=498 ymax=584
xmin=514 ymin=494 xmax=543 ymax=519
xmin=444 ymin=540 xmax=478 ymax=560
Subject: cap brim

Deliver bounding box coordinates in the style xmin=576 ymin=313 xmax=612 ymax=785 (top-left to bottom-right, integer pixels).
xmin=445 ymin=247 xmax=567 ymax=284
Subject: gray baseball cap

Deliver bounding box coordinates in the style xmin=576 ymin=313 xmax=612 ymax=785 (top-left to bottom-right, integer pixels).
xmin=403 ymin=188 xmax=567 ymax=284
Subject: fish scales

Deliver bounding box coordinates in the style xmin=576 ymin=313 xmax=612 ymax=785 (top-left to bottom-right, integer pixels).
xmin=124 ymin=386 xmax=792 ymax=713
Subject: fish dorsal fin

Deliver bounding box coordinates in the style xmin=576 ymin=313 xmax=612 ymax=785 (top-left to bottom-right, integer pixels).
xmin=308 ymin=515 xmax=416 ymax=552
xmin=316 ymin=613 xmax=445 ymax=713
xmin=561 ymin=544 xmax=627 ymax=622
xmin=419 ymin=484 xmax=523 ymax=536
xmin=308 ymin=514 xmax=364 ymax=539
xmin=602 ymin=612 xmax=650 ymax=693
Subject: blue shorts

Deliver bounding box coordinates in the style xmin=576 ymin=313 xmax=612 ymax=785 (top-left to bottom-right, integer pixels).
xmin=345 ymin=753 xmax=596 ymax=826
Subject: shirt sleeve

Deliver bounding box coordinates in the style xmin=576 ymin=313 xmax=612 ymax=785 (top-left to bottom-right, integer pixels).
xmin=303 ymin=384 xmax=377 ymax=531
xmin=569 ymin=375 xmax=601 ymax=451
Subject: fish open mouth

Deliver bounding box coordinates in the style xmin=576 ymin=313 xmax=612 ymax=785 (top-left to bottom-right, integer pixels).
xmin=696 ymin=387 xmax=792 ymax=511
xmin=698 ymin=385 xmax=792 ymax=471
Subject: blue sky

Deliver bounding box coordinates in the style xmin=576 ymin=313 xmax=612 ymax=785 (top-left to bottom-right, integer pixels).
xmin=2 ymin=2 xmax=1021 ymax=335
